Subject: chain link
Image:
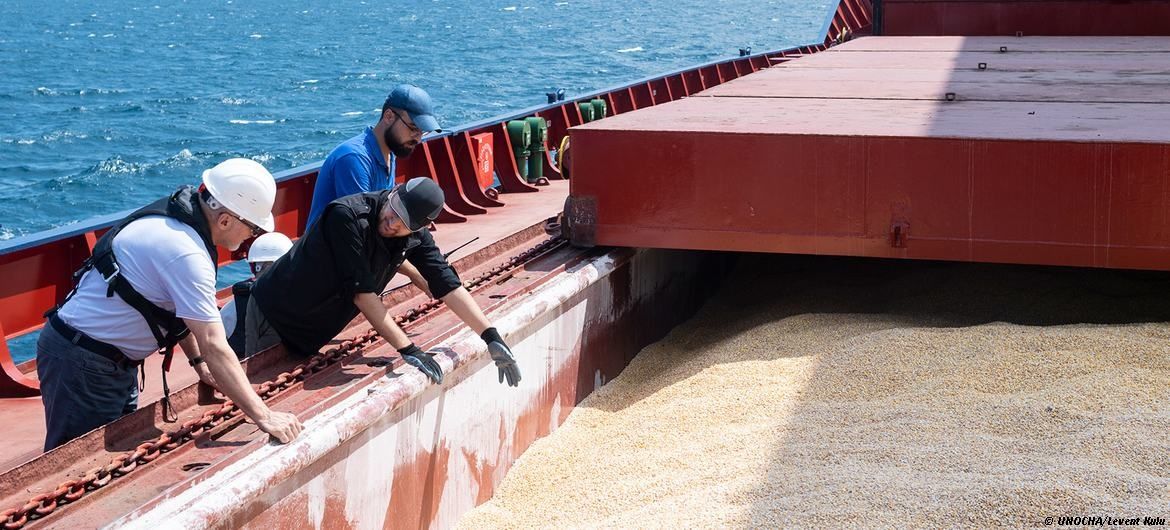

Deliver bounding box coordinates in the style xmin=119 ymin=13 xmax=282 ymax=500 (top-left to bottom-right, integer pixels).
xmin=1 ymin=237 xmax=565 ymax=528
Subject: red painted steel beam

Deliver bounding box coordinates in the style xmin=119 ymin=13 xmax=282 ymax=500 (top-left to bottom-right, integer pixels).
xmin=604 ymin=93 xmax=619 ymax=116
xmin=0 ymin=0 xmax=863 ymax=394
xmin=699 ymin=64 xmax=719 ymax=87
xmin=538 ymin=107 xmax=575 ymax=181
xmin=648 ymin=78 xmax=670 ymax=103
xmin=569 ymin=113 xmax=1170 ymax=271
xmin=668 ymin=74 xmax=688 ymax=98
xmin=273 ymin=172 xmax=316 ymax=237
xmin=539 ymin=106 xmax=570 ymax=151
xmin=425 ymin=139 xmax=488 ymax=217
xmin=541 ymin=149 xmax=562 ymax=181
xmin=0 ymin=320 xmax=38 ymax=396
xmin=567 ymin=100 xmax=586 ymax=126
xmin=715 ymin=62 xmax=734 ymax=83
xmin=624 ymin=87 xmax=640 ymax=112
xmin=396 ymin=142 xmax=467 ymax=224
xmin=633 ymin=82 xmax=654 ymax=108
xmin=0 ymin=237 xmax=92 ymax=342
xmin=451 ymin=132 xmax=505 ymax=208
xmin=683 ymin=70 xmax=702 ymax=93
xmin=880 ymin=0 xmax=1170 ymax=36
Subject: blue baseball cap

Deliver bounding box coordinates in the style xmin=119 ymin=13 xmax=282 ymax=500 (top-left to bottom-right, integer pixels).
xmin=384 ymin=84 xmax=441 ymax=133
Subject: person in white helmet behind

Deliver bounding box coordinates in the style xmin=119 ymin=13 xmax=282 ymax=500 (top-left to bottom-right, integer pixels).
xmin=221 ymin=232 xmax=293 ymax=358
xmin=38 ymin=158 xmax=303 ymax=450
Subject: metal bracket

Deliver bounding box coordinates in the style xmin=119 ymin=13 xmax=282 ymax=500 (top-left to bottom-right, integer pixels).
xmin=563 ymin=196 xmax=598 ymax=248
xmin=890 ymin=221 xmax=909 ymax=248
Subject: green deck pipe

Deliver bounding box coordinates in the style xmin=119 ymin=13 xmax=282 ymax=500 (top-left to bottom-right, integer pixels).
xmin=506 ymin=120 xmax=532 ymax=180
xmin=590 ymin=98 xmax=607 ymax=120
xmin=578 ymin=102 xmax=595 ymax=123
xmin=524 ymin=117 xmax=547 ymax=183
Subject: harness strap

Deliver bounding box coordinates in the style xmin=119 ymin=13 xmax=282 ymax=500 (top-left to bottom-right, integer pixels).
xmin=160 ymin=351 xmax=178 ymax=424
xmin=93 ymin=251 xmax=183 ymax=351
xmin=46 ymin=186 xmax=216 ymax=423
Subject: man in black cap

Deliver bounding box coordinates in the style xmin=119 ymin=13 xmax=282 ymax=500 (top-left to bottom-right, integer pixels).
xmin=245 ymin=177 xmax=521 ymax=387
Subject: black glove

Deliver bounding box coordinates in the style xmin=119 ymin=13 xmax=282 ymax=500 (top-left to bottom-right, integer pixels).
xmin=398 ymin=344 xmax=443 ymax=384
xmin=481 ymin=327 xmax=521 ymax=387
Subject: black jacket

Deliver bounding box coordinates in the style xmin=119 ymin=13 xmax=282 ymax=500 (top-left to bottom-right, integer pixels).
xmin=252 ymin=190 xmax=461 ymax=355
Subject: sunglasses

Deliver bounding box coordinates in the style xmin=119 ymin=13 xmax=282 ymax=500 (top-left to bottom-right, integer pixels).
xmin=231 ymin=213 xmax=265 ymax=238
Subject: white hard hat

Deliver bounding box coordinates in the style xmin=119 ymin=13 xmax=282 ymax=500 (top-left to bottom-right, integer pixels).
xmin=247 ymin=232 xmax=293 ymax=263
xmin=201 ymin=158 xmax=277 ymax=232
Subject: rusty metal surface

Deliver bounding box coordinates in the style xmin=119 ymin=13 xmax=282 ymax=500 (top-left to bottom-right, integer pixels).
xmin=834 ymin=35 xmax=1170 ymax=52
xmin=569 ymin=36 xmax=1170 ymax=271
xmin=0 ymin=31 xmax=850 ymax=397
xmin=572 ymin=131 xmax=1170 ymax=270
xmin=778 ymin=48 xmax=1170 ymax=71
xmin=577 ymin=95 xmax=1170 ymax=143
xmin=111 ymin=247 xmax=729 ymax=530
xmin=702 ymin=76 xmax=1170 ymax=104
xmin=701 ymin=40 xmax=1170 ymax=103
xmin=1 ymin=232 xmax=577 ymax=528
xmin=0 ymin=1 xmax=869 ymax=523
xmin=877 ymin=0 xmax=1170 ymax=37
xmin=0 ymin=181 xmax=570 ymax=475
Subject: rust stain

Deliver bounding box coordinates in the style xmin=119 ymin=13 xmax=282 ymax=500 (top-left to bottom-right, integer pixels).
xmin=91 ymin=251 xmax=726 ymax=530
xmin=239 ymin=490 xmax=317 ymax=530
xmin=387 ymin=438 xmax=450 ymax=530
xmin=319 ymin=489 xmax=351 ymax=530
xmin=461 ymin=445 xmax=500 ymax=506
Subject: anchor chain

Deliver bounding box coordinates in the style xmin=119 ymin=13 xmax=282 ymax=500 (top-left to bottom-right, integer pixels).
xmin=2 ymin=236 xmax=566 ymax=529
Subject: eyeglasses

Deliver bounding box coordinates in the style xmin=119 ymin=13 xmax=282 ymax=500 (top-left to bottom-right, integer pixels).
xmin=390 ymin=109 xmax=422 ymax=135
xmin=231 ymin=213 xmax=265 ymax=238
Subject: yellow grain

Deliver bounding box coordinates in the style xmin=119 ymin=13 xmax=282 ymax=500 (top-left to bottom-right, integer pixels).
xmin=458 ymin=257 xmax=1170 ymax=529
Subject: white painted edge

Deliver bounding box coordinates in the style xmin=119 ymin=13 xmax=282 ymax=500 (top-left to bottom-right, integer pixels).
xmin=109 ymin=249 xmax=626 ymax=530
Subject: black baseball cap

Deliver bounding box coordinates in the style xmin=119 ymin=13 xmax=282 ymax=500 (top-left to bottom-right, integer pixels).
xmin=389 ymin=177 xmax=445 ymax=232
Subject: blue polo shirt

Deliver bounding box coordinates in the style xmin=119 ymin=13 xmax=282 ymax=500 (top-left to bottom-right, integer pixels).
xmin=306 ymin=127 xmax=397 ymax=227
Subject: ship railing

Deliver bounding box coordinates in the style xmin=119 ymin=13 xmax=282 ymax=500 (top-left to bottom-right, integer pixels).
xmin=0 ymin=0 xmax=873 ymax=397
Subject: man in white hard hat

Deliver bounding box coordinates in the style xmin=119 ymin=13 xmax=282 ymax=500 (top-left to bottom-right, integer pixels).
xmin=221 ymin=232 xmax=293 ymax=358
xmin=38 ymin=158 xmax=303 ymax=450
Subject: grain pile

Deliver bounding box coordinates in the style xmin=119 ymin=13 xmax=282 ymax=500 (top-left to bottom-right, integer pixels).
xmin=458 ymin=256 xmax=1170 ymax=529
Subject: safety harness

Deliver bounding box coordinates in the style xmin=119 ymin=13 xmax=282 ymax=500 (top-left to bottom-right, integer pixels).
xmin=49 ymin=185 xmax=218 ymax=422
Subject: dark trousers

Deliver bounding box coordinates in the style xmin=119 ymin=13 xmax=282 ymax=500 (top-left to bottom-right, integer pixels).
xmin=37 ymin=324 xmax=138 ymax=451
xmin=244 ymin=295 xmax=282 ymax=358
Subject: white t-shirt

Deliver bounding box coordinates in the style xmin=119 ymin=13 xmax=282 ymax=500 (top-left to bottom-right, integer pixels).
xmin=220 ymin=299 xmax=237 ymax=338
xmin=57 ymin=215 xmax=222 ymax=360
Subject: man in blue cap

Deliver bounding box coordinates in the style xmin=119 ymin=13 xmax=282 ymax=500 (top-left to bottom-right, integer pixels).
xmin=307 ymin=83 xmax=443 ymax=294
xmin=307 ymin=83 xmax=441 ymax=227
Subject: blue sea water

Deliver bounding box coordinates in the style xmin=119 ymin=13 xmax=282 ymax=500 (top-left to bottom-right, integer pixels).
xmin=0 ymin=0 xmax=831 ymax=239
xmin=1 ymin=0 xmax=831 ymax=361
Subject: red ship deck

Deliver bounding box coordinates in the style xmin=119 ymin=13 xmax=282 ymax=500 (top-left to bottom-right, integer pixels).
xmin=567 ymin=36 xmax=1170 ymax=271
xmin=0 ymin=181 xmax=569 ymax=475
xmin=0 ymin=1 xmax=873 ymax=520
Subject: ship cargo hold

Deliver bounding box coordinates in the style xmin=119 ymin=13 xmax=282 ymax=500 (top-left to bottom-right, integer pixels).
xmin=2 ymin=0 xmax=1169 ymax=528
